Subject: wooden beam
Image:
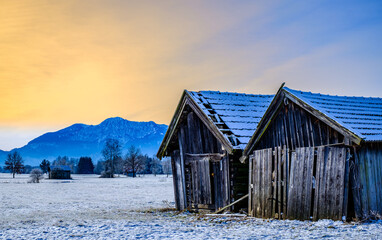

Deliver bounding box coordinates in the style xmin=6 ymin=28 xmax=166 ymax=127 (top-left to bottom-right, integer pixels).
xmin=212 ymin=194 xmax=249 ymax=214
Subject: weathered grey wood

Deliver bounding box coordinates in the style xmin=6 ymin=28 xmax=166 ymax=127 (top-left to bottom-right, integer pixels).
xmin=177 ymin=126 xmax=188 ymax=209
xmin=261 ymin=149 xmax=266 ymax=218
xmin=287 ymin=151 xmax=297 ymax=219
xmin=223 ymin=154 xmax=230 ymax=207
xmin=185 ymin=153 xmax=224 ymax=162
xmin=191 ymin=160 xmax=197 ymax=205
xmin=282 ymin=146 xmax=288 ymax=219
xmin=272 ymin=148 xmax=277 ymax=218
xmin=187 ymin=112 xmax=203 ymax=154
xmin=277 ymin=146 xmax=282 ymax=219
xmin=213 ymin=194 xmax=249 ymax=214
xmin=266 ymin=148 xmax=273 ymax=218
xmin=304 ymin=147 xmax=314 ymax=220
xmin=253 ymin=150 xmax=258 ymax=217
xmin=256 ymin=150 xmax=262 ymax=217
xmin=313 ymin=147 xmax=324 ymax=221
xmin=336 ymin=148 xmax=346 ymax=220
xmin=351 ymin=147 xmax=362 ymax=219
xmin=298 ymin=148 xmax=306 ymax=220
xmin=248 ymin=154 xmax=253 ymax=216
xmin=171 ymin=151 xmax=180 ymax=210
xmin=173 ymin=150 xmax=185 ymax=210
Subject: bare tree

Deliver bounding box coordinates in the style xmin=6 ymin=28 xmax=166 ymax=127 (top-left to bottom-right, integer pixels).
xmin=5 ymin=151 xmax=24 ymax=178
xmin=29 ymin=168 xmax=44 ymax=183
xmin=162 ymin=158 xmax=172 ymax=177
xmin=150 ymin=157 xmax=162 ymax=176
xmin=124 ymin=146 xmax=144 ymax=178
xmin=101 ymin=138 xmax=121 ymax=178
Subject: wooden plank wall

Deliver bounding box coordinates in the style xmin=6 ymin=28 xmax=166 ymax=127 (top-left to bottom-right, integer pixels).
xmin=249 ymin=147 xmax=288 ymax=219
xmin=250 ymin=146 xmax=349 ymax=221
xmin=352 ymin=142 xmax=382 ymax=219
xmin=256 ymin=101 xmax=345 ymax=151
xmin=171 ymin=150 xmax=185 ymax=210
xmin=212 ymin=155 xmax=230 ymax=209
xmin=176 ymin=111 xmax=234 ymax=211
xmin=287 ymin=147 xmax=314 ymax=220
xmin=190 ymin=158 xmax=212 ymax=205
xmin=312 ymin=146 xmax=347 ymax=221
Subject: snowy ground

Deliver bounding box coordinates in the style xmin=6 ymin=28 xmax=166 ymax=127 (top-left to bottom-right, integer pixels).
xmin=1 ymin=173 xmax=381 ymax=239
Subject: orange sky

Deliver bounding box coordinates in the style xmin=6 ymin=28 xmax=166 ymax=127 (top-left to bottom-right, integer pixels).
xmin=1 ymin=0 xmax=381 ymax=150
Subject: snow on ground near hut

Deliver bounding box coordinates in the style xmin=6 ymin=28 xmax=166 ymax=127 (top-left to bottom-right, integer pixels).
xmin=1 ymin=173 xmax=381 ymax=239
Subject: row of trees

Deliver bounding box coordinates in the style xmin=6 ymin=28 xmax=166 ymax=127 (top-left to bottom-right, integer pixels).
xmin=99 ymin=139 xmax=171 ymax=178
xmin=1 ymin=139 xmax=172 ymax=178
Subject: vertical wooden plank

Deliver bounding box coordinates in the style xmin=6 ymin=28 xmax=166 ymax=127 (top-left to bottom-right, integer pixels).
xmin=248 ymin=154 xmax=253 ymax=217
xmin=351 ymin=147 xmax=362 ymax=220
xmin=293 ymin=105 xmax=301 ymax=148
xmin=266 ymin=148 xmax=273 ymax=218
xmin=252 ymin=151 xmax=258 ymax=217
xmin=282 ymin=146 xmax=288 ymax=219
xmin=303 ymin=147 xmax=314 ymax=220
xmin=342 ymin=148 xmax=350 ymax=220
xmin=173 ymin=150 xmax=185 ymax=210
xmin=257 ymin=150 xmax=263 ymax=217
xmin=272 ymin=148 xmax=277 ymax=218
xmin=260 ymin=149 xmax=267 ymax=218
xmin=287 ymin=104 xmax=296 ymax=149
xmin=325 ymin=147 xmax=335 ymax=219
xmin=177 ymin=126 xmax=188 ymax=209
xmin=204 ymin=159 xmax=212 ymax=205
xmin=287 ymin=151 xmax=297 ymax=219
xmin=336 ymin=148 xmax=347 ymax=220
xmin=171 ymin=151 xmax=180 ymax=210
xmin=277 ymin=146 xmax=282 ymax=219
xmin=187 ymin=112 xmax=203 ymax=154
xmin=313 ymin=147 xmax=322 ymax=220
xmin=366 ymin=147 xmax=377 ymax=217
xmin=224 ymin=154 xmax=230 ymax=207
xmin=295 ymin=148 xmax=304 ymax=220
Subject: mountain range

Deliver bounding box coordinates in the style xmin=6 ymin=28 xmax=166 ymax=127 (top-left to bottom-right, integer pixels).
xmin=0 ymin=117 xmax=168 ymax=166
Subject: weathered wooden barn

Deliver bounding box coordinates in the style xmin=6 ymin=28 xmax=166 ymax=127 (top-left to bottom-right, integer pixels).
xmin=157 ymin=90 xmax=273 ymax=211
xmin=243 ymin=85 xmax=382 ymax=221
xmin=49 ymin=165 xmax=71 ymax=179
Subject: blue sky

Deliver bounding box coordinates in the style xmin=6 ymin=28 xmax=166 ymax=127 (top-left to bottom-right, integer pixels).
xmin=0 ymin=0 xmax=381 ymax=150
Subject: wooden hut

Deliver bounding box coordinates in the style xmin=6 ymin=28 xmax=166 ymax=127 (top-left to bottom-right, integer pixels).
xmin=49 ymin=165 xmax=71 ymax=179
xmin=157 ymin=90 xmax=273 ymax=211
xmin=243 ymin=84 xmax=382 ymax=221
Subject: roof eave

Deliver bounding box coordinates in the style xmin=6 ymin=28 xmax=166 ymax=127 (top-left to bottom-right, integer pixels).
xmin=243 ymin=83 xmax=285 ymax=157
xmin=283 ymin=89 xmax=363 ymax=145
xmin=243 ymin=84 xmax=364 ymax=159
xmin=156 ymin=90 xmax=188 ymax=159
xmin=157 ymin=90 xmax=234 ymax=159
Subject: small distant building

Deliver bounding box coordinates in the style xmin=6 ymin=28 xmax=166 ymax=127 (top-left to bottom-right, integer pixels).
xmin=49 ymin=165 xmax=71 ymax=179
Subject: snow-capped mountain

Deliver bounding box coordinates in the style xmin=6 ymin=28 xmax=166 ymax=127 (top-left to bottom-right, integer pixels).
xmin=0 ymin=117 xmax=167 ymax=166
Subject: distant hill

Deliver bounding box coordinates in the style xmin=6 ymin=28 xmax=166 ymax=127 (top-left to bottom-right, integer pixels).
xmin=0 ymin=117 xmax=167 ymax=166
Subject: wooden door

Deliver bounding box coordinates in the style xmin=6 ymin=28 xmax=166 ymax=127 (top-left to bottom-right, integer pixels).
xmin=212 ymin=155 xmax=230 ymax=210
xmin=249 ymin=147 xmax=289 ymax=219
xmin=287 ymin=146 xmax=348 ymax=221
xmin=190 ymin=158 xmax=212 ymax=206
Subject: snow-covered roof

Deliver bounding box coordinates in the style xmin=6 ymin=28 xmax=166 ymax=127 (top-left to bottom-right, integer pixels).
xmin=51 ymin=165 xmax=71 ymax=171
xmin=188 ymin=91 xmax=274 ymax=149
xmin=284 ymin=87 xmax=382 ymax=142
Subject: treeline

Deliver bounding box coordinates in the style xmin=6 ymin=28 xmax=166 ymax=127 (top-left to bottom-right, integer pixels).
xmin=0 ymin=141 xmax=172 ymax=178
xmin=98 ymin=139 xmax=171 ymax=178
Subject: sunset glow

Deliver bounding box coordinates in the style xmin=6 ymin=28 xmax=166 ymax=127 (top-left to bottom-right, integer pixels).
xmin=1 ymin=0 xmax=381 ymax=150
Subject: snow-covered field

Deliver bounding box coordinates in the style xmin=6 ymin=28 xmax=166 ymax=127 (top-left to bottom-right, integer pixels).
xmin=1 ymin=173 xmax=381 ymax=239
